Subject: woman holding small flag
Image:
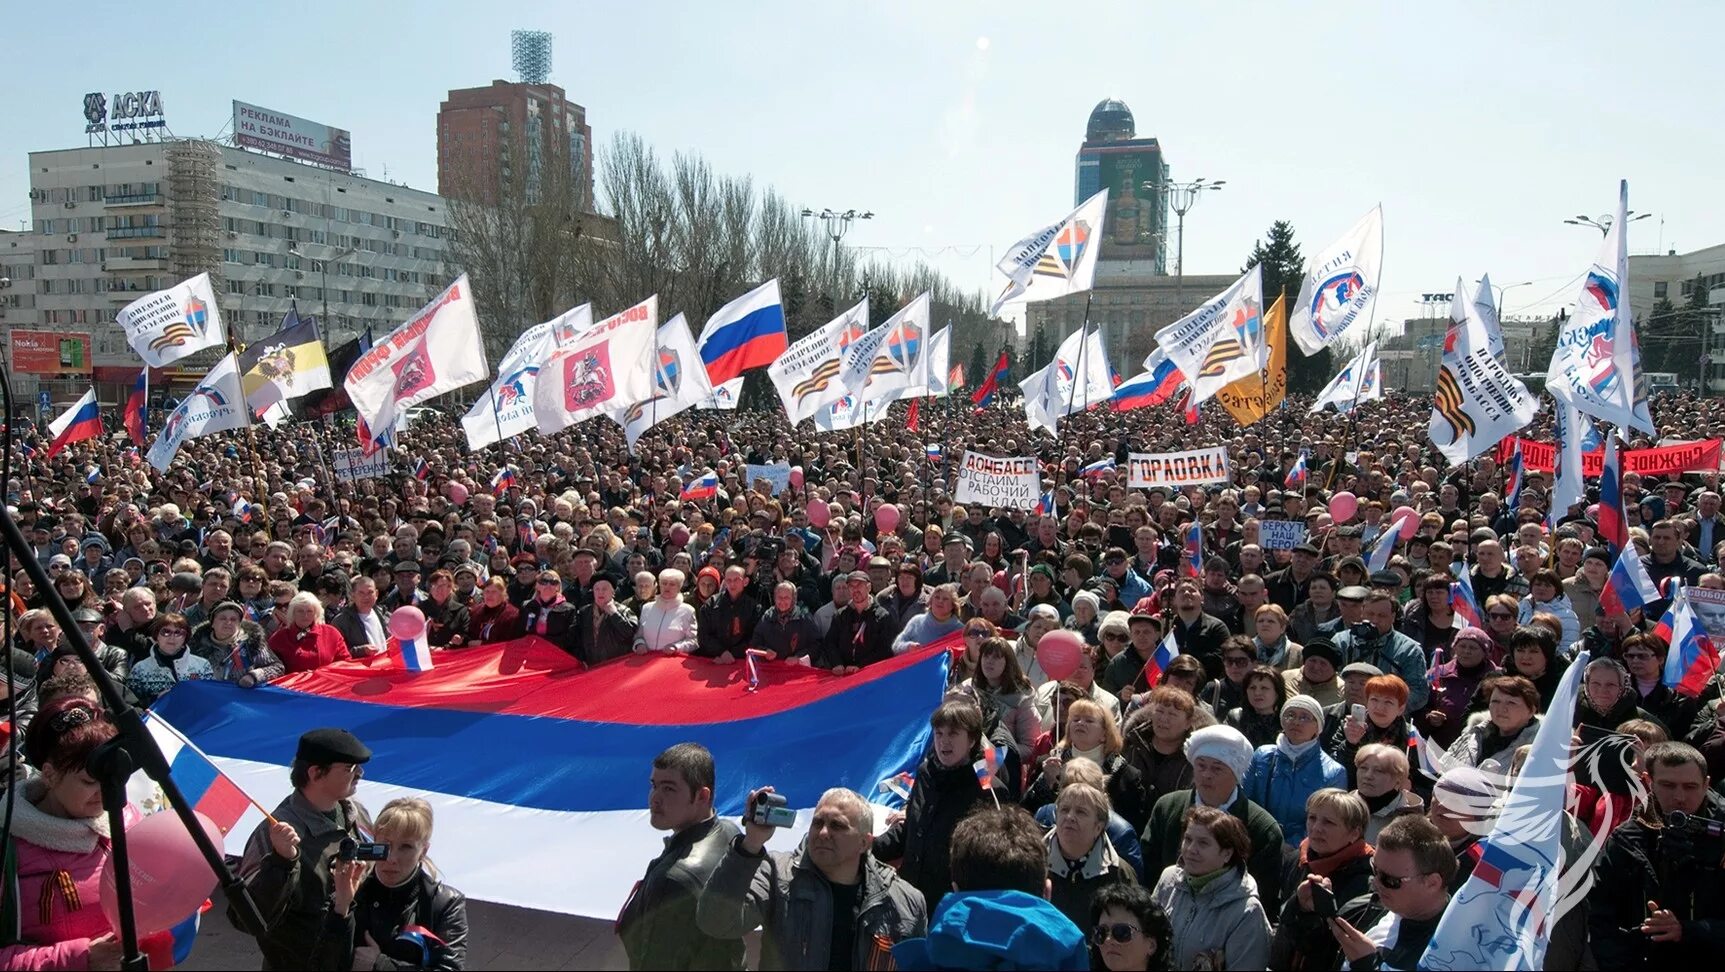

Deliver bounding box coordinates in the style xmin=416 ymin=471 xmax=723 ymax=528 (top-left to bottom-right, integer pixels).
xmin=872 ymin=699 xmax=1007 ymax=913
xmin=1413 ymin=625 xmax=1498 ymax=749
xmin=1023 ymin=699 xmax=1149 ymax=833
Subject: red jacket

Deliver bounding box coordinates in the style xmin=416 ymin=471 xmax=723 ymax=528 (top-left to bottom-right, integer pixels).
xmin=269 ymin=622 xmax=352 ymax=673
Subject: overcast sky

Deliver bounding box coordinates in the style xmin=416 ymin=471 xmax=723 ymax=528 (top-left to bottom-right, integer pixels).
xmin=5 ymin=0 xmax=1720 ymax=332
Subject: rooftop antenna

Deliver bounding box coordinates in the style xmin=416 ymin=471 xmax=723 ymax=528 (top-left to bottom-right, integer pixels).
xmin=512 ymin=29 xmax=553 ymax=84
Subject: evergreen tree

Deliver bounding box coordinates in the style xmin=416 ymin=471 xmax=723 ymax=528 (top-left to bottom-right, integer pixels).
xmin=1244 ymin=221 xmax=1334 ymax=394
xmin=967 ymin=341 xmax=988 ymax=393
xmin=1029 ymin=322 xmax=1050 ymax=375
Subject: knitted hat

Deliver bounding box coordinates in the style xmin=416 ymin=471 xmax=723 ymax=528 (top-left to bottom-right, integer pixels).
xmin=1071 ymin=590 xmax=1100 ymax=615
xmin=1282 ymin=694 xmax=1325 ymax=727
xmin=1183 ymin=725 xmax=1254 ymax=782
xmin=1450 ymin=625 xmax=1493 ymax=653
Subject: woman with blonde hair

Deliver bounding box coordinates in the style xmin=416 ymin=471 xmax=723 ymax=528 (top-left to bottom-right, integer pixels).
xmin=347 ymin=797 xmax=469 ymax=969
xmin=1045 ymin=781 xmax=1138 ymax=928
xmin=1024 ymin=698 xmax=1150 ymax=831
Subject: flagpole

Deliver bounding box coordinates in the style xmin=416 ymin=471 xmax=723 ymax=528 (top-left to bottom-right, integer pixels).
xmin=225 ymin=336 xmax=269 ymax=526
xmin=1329 ymin=223 xmax=1387 ymax=494
xmin=1064 ymin=295 xmax=1095 ymax=417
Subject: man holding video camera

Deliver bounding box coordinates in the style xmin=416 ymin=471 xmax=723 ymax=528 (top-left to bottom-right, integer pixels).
xmin=235 ymin=727 xmax=377 ymax=971
xmin=1590 ymin=741 xmax=1725 ymax=967
xmin=698 ymin=785 xmax=926 ymax=970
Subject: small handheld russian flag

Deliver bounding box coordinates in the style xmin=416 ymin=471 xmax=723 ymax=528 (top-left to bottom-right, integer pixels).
xmin=1181 ymin=521 xmax=1204 ymax=577
xmin=1450 ymin=573 xmax=1483 ymax=627
xmin=1079 ymin=456 xmax=1116 ymax=478
xmin=141 ymin=711 xmax=269 ymax=836
xmin=1285 ymin=451 xmax=1308 ymax=490
xmin=413 ymin=457 xmax=431 ymax=481
xmin=681 ymin=471 xmax=719 ymax=502
xmin=1658 ymin=588 xmax=1721 ymax=697
xmin=1037 ymin=489 xmax=1058 ymax=517
xmin=973 ymin=739 xmax=1000 ymax=805
xmin=393 ymin=634 xmax=435 ymax=673
xmin=1503 ymin=440 xmax=1525 ymax=513
xmin=1141 ymin=630 xmax=1180 ymax=688
xmin=232 ymin=498 xmax=256 ymax=523
xmin=84 ymin=465 xmax=102 ymax=485
xmin=925 ymin=444 xmax=943 ymax=462
xmin=1599 ymin=544 xmax=1661 ymax=616
xmin=744 ymin=648 xmax=774 ymax=692
xmin=490 ymin=466 xmax=516 ymax=496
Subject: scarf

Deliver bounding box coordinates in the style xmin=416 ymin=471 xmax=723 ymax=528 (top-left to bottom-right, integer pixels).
xmin=1255 ymin=634 xmax=1291 ymax=668
xmin=1298 ymin=837 xmax=1372 ymax=878
xmin=1183 ymin=864 xmax=1233 ymax=893
xmin=1072 ymin=743 xmax=1106 ymax=767
xmin=1276 ymin=733 xmax=1319 ymax=763
xmin=1362 ymin=789 xmax=1401 ymax=814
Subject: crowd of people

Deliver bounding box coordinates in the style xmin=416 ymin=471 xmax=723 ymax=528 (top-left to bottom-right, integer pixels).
xmin=5 ymin=384 xmax=1725 ymax=969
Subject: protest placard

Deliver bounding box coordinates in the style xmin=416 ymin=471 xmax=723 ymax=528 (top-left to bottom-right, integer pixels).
xmin=331 ymin=447 xmax=392 ymax=482
xmin=1259 ymin=521 xmax=1308 ymax=550
xmin=954 ymin=453 xmax=1041 ymax=511
xmin=1127 ymin=447 xmax=1231 ymax=488
xmin=745 ymin=462 xmax=793 ymax=495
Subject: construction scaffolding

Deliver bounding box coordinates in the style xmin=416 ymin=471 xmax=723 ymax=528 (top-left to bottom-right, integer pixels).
xmin=167 ymin=138 xmax=222 ymax=286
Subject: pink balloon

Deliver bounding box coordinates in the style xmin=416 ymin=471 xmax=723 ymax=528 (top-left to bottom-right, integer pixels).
xmin=103 ymin=811 xmax=222 ymax=937
xmin=789 ymin=466 xmax=804 ymax=490
xmin=807 ymin=500 xmax=831 ymax=528
xmin=875 ymin=504 xmax=901 ymax=534
xmin=1394 ymin=508 xmax=1420 ymax=541
xmin=1329 ymin=491 xmax=1358 ymax=523
xmin=389 ymin=605 xmax=428 ymax=641
xmin=1036 ymin=629 xmax=1084 ymax=682
xmin=446 ymin=481 xmax=469 ymax=506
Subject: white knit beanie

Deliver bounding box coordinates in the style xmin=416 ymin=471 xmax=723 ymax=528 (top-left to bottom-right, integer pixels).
xmin=1183 ymin=724 xmax=1254 ymax=782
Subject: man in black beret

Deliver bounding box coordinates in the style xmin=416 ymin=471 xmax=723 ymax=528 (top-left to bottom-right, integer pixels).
xmin=236 ymin=727 xmax=376 ymax=970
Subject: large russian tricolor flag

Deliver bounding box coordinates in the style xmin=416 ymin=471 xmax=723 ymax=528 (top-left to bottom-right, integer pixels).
xmin=698 ymin=279 xmax=787 ymax=387
xmin=149 ymin=636 xmax=949 ymax=918
xmin=46 ymin=388 xmax=103 ymax=458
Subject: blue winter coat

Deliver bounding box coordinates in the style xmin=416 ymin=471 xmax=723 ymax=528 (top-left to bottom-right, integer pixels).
xmin=1242 ymin=742 xmax=1347 ymax=846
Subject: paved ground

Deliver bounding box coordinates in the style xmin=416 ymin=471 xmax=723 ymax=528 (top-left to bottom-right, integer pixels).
xmin=184 ymin=890 xmax=630 ymax=971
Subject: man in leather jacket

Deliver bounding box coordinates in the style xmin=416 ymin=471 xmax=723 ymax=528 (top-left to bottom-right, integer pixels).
xmin=616 ymin=743 xmax=745 ymax=970
xmin=1590 ymin=741 xmax=1725 ymax=967
xmin=699 ymin=787 xmax=926 ymax=969
xmin=236 ymin=729 xmax=377 ymax=971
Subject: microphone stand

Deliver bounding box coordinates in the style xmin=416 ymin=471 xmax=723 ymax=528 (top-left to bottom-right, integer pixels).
xmin=0 ymin=509 xmax=267 ymax=968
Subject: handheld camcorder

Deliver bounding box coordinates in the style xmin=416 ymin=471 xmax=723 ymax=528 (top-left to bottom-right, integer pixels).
xmin=751 ymin=791 xmax=797 ymax=828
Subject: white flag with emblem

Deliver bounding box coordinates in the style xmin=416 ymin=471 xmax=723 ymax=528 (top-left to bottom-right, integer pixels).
xmin=612 ymin=313 xmax=715 ymax=449
xmin=767 ymin=299 xmax=870 ymax=424
xmin=1288 ymin=205 xmax=1383 ymax=355
xmin=1430 ymin=278 xmax=1540 ymax=465
xmin=146 ymin=353 xmax=250 ymax=472
xmin=460 ymin=303 xmax=593 ymax=450
xmin=534 ymin=297 xmax=658 ymax=435
xmin=989 ymin=190 xmax=1107 ymax=316
xmin=838 ymin=293 xmax=931 ymax=402
xmin=1152 ymin=266 xmax=1267 ymax=406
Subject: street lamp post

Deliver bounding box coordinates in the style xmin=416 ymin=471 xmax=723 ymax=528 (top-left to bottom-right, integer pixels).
xmin=1488 ymin=279 xmax=1534 ymax=322
xmin=800 ymin=208 xmax=873 ymax=309
xmin=1564 ymin=211 xmax=1652 ymax=236
xmin=1144 ymin=177 xmax=1224 ymax=307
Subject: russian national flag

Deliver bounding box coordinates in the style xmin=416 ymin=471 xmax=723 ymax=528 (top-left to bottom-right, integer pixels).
xmin=1659 ymin=588 xmax=1721 ymax=697
xmin=1599 ymin=544 xmax=1661 ymax=616
xmin=1112 ymin=351 xmax=1185 ymax=412
xmin=1181 ymin=521 xmax=1203 ymax=577
xmin=925 ymin=444 xmax=943 ymax=462
xmin=392 ymin=635 xmax=435 ymax=673
xmin=19 ymin=442 xmax=35 ymax=460
xmin=140 ymin=712 xmax=259 ymax=836
xmin=1407 ymin=722 xmax=1448 ymax=780
xmin=681 ymin=471 xmax=719 ymax=502
xmin=1037 ymin=489 xmax=1057 ymax=517
xmin=490 ymin=466 xmax=516 ymax=496
xmin=1140 ymin=630 xmax=1180 ymax=688
xmin=232 ymin=498 xmax=255 ymax=523
xmin=413 ymin=457 xmax=431 ymax=481
xmin=1080 ymin=456 xmax=1116 ymax=478
xmin=698 ymin=279 xmax=787 ymax=387
xmin=1503 ymin=440 xmax=1525 ymax=514
xmin=970 ymin=352 xmax=1010 ymax=410
xmin=974 ymin=738 xmax=998 ymax=789
xmin=45 ymin=389 xmax=102 ymax=459
xmin=1365 ymin=523 xmax=1399 ymax=573
xmin=147 ymin=635 xmax=951 ymax=920
xmin=84 ymin=466 xmax=102 ymax=485
xmin=1597 ymin=433 xmax=1627 ymax=558
xmin=124 ymin=369 xmax=149 ymax=447
xmin=1450 ymin=572 xmax=1483 ymax=627
xmin=1285 ymin=451 xmax=1309 ymax=490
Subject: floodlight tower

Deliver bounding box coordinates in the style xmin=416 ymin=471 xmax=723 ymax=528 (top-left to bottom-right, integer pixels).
xmin=511 ymin=29 xmax=553 ymax=83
